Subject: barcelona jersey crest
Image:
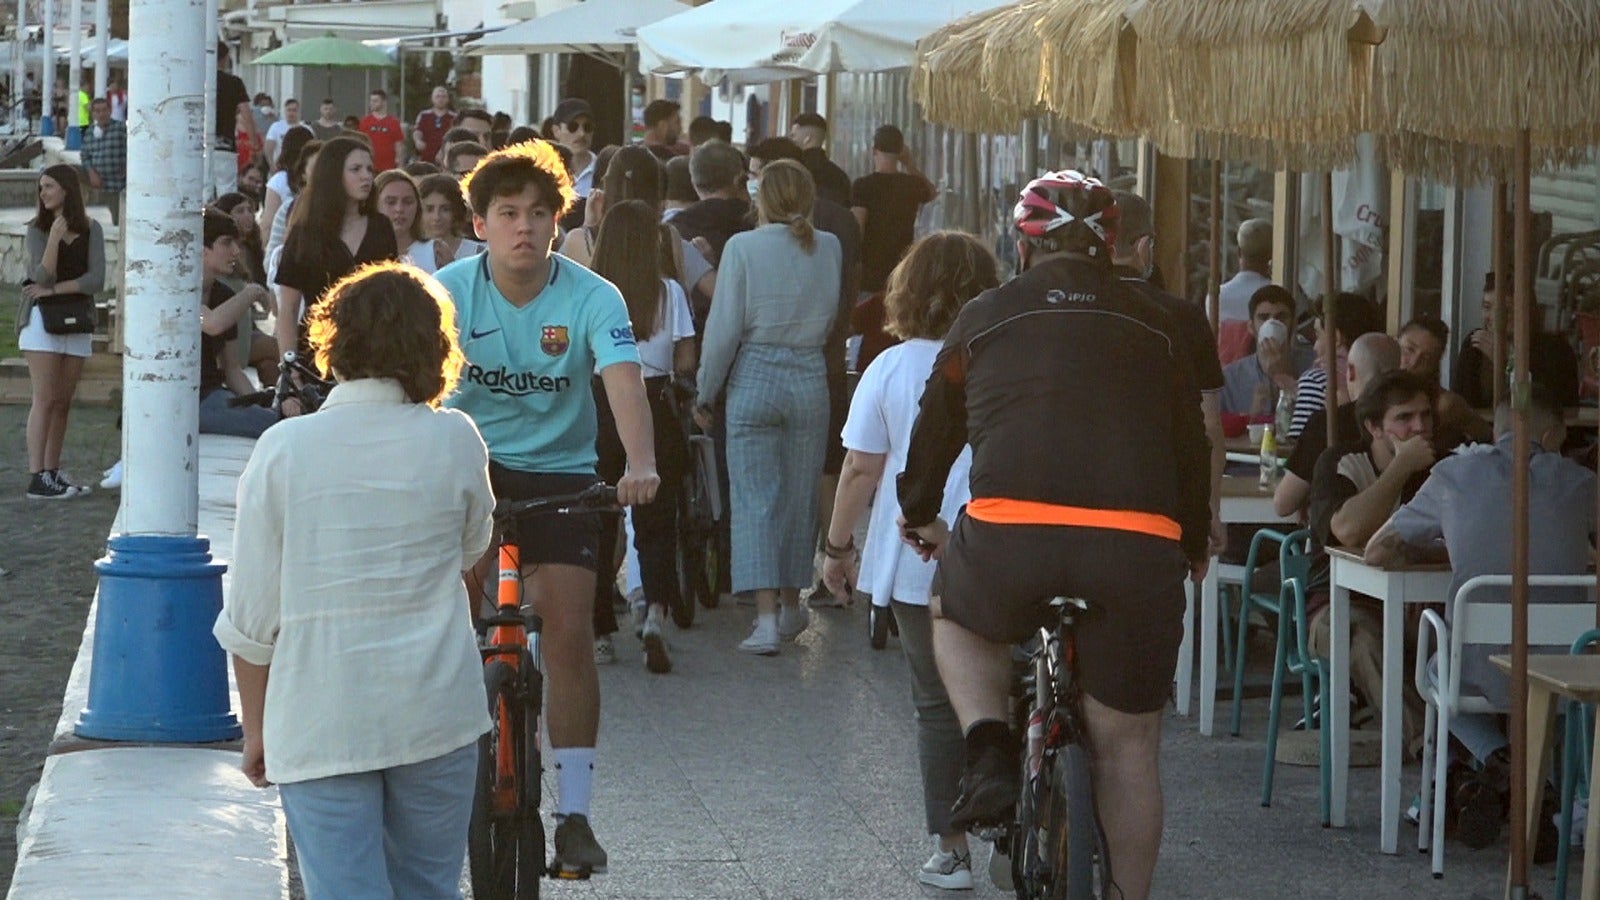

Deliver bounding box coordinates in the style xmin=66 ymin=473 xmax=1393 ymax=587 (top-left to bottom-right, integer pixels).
xmin=540 ymin=325 xmax=569 ymax=357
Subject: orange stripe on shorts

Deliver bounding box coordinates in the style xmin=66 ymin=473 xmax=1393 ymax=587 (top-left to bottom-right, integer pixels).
xmin=965 ymin=497 xmax=1182 ymax=542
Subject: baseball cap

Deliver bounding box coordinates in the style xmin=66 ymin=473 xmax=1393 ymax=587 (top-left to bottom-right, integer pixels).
xmin=552 ymin=98 xmax=592 ymax=124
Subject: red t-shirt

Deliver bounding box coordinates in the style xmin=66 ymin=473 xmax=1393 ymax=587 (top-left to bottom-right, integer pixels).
xmin=359 ymin=114 xmax=405 ymax=172
xmin=412 ymin=108 xmax=457 ymax=165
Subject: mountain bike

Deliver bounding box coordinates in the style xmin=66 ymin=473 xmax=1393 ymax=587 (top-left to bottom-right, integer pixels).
xmin=468 ymin=483 xmax=618 ymax=900
xmin=666 ymin=377 xmax=721 ymax=626
xmin=1000 ymin=596 xmax=1112 ymax=900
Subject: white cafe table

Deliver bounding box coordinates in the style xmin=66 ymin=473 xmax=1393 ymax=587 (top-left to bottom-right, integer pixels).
xmin=1174 ymin=475 xmax=1293 ymax=736
xmin=1325 ymin=547 xmax=1452 ymax=853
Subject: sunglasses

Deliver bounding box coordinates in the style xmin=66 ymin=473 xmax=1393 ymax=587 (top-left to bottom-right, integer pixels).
xmin=565 ymin=120 xmax=594 ymax=133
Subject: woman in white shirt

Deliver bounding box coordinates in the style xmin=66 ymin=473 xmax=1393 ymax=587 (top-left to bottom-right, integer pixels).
xmin=821 ymin=232 xmax=998 ymax=891
xmin=587 ymin=199 xmax=696 ymax=674
xmin=259 ymin=128 xmax=314 ymax=242
xmin=214 ymin=262 xmax=494 ymax=899
xmin=406 ymin=173 xmax=484 ymax=274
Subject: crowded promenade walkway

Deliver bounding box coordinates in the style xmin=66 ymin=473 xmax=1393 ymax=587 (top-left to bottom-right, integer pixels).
xmin=9 ymin=438 xmax=1526 ymax=899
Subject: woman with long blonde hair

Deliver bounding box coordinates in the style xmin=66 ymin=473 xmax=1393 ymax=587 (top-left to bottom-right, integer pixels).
xmin=693 ymin=160 xmax=840 ymax=655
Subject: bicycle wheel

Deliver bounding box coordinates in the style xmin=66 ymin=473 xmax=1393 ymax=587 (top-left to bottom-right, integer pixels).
xmin=470 ymin=661 xmax=521 ymax=900
xmin=1043 ymin=741 xmax=1103 ymax=900
xmin=670 ymin=495 xmax=699 ymax=629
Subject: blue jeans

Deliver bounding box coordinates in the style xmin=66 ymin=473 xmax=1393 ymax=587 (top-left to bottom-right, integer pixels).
xmin=199 ymin=389 xmax=278 ymax=439
xmin=278 ymin=741 xmax=478 ymax=900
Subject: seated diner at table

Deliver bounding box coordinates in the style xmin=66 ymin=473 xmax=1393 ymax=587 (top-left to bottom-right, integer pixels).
xmin=1363 ymin=384 xmax=1596 ymax=850
xmin=1307 ymin=368 xmax=1440 ymax=760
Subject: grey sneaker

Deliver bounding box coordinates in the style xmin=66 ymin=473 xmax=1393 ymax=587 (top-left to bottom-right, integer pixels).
xmin=738 ymin=622 xmax=779 ymax=656
xmin=777 ymin=604 xmax=810 ymax=641
xmin=919 ymin=846 xmax=974 ymax=890
xmin=552 ymin=813 xmax=608 ymax=876
xmin=593 ymin=637 xmax=616 ymax=666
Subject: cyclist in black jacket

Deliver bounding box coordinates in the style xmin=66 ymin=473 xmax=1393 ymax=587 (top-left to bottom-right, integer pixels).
xmin=897 ymin=171 xmax=1209 ymax=900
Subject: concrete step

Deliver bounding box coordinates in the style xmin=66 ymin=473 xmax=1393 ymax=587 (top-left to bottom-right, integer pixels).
xmin=0 ymin=352 xmax=121 ymax=406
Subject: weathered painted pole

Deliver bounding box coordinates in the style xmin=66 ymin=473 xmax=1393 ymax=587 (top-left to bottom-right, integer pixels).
xmin=66 ymin=0 xmax=82 ymax=148
xmin=12 ymin=0 xmax=26 ymax=130
xmin=39 ymin=0 xmax=54 ymax=136
xmin=75 ymin=0 xmax=239 ymax=743
xmin=93 ymin=0 xmax=109 ymax=99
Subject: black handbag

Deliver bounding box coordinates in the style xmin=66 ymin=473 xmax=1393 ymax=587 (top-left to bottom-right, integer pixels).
xmin=32 ymin=290 xmax=95 ymax=335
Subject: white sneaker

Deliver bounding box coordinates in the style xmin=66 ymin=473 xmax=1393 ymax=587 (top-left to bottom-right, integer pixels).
xmin=640 ymin=607 xmax=672 ymax=674
xmin=99 ymin=460 xmax=124 ymax=491
xmin=919 ymin=847 xmax=974 ymax=890
xmin=738 ymin=622 xmax=779 ymax=656
xmin=594 ymin=637 xmax=616 ymax=666
xmin=777 ymin=604 xmax=810 ymax=641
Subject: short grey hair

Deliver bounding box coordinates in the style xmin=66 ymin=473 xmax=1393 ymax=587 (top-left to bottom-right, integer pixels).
xmin=690 ymin=140 xmax=744 ymax=194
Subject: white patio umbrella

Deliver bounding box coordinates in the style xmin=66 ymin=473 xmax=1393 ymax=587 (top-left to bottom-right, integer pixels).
xmin=636 ymin=0 xmax=1017 ymax=83
xmin=467 ymin=0 xmax=692 ymax=59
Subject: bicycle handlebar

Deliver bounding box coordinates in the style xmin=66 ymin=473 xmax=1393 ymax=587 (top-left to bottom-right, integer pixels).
xmin=493 ymin=483 xmax=619 ymax=524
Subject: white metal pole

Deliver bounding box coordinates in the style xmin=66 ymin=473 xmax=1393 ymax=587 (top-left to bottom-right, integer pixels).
xmin=203 ymin=0 xmax=216 ymax=199
xmin=93 ymin=0 xmax=109 ymax=98
xmin=75 ymin=0 xmax=238 ymax=745
xmin=40 ymin=0 xmax=54 ymax=135
xmin=13 ymin=0 xmax=26 ymax=129
xmin=66 ymin=0 xmax=81 ymax=147
xmin=122 ymin=0 xmax=205 ymax=537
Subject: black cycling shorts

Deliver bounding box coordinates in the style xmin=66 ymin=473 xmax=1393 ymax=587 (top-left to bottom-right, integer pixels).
xmin=487 ymin=464 xmax=602 ymax=572
xmin=935 ymin=515 xmax=1189 ymax=714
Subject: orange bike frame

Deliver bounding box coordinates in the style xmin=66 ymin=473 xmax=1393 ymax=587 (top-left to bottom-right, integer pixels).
xmin=489 ymin=540 xmax=525 ymax=814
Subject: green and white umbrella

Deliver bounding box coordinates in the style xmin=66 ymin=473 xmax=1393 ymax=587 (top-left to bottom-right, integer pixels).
xmin=252 ymin=34 xmax=397 ymax=97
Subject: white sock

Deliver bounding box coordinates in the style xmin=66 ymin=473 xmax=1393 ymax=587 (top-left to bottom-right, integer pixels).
xmin=553 ymin=747 xmax=596 ymax=818
xmin=756 ymin=611 xmax=778 ymax=632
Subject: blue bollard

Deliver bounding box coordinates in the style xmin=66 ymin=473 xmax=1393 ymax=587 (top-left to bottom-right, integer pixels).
xmin=76 ymin=535 xmax=241 ymax=743
xmin=40 ymin=114 xmax=54 ymax=137
xmin=65 ymin=124 xmax=80 ymax=150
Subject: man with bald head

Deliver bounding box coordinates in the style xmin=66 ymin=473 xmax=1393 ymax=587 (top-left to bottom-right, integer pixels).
xmin=1273 ymin=332 xmax=1401 ymax=519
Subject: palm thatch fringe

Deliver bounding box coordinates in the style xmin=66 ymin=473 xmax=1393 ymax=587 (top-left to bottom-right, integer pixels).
xmin=913 ymin=4 xmax=1039 ymax=132
xmin=1375 ymin=0 xmax=1600 ymax=148
xmin=1129 ymin=0 xmax=1375 ymax=147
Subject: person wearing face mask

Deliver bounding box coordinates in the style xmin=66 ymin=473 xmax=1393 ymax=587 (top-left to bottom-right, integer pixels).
xmin=1218 ymin=284 xmax=1316 ymax=417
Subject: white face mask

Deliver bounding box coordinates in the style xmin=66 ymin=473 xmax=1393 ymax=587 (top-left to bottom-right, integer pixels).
xmin=746 ymin=178 xmax=760 ymax=201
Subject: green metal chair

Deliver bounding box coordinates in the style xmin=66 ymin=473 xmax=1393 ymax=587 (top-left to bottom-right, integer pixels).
xmin=1555 ymin=628 xmax=1600 ymax=900
xmin=1229 ymin=528 xmax=1315 ymax=738
xmin=1254 ymin=532 xmax=1331 ymax=824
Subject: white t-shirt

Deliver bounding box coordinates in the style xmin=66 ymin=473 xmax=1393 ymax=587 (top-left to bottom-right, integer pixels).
xmin=263 ymin=120 xmax=310 ymax=166
xmin=1218 ymin=270 xmax=1272 ymax=322
xmin=264 ymin=170 xmax=292 ymax=205
xmin=636 ymin=279 xmax=694 ymax=377
xmin=406 ymin=237 xmax=486 ymax=275
xmin=840 ymin=339 xmax=972 ymax=607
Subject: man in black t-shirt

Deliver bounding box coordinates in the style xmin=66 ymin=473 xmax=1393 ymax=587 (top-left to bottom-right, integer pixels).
xmin=1112 ymin=191 xmax=1226 ymax=557
xmin=213 ymin=42 xmax=259 ymax=198
xmin=850 ymin=125 xmax=936 ymax=294
xmin=1303 ymin=369 xmax=1436 ymax=758
xmin=198 ymin=209 xmax=278 ymax=438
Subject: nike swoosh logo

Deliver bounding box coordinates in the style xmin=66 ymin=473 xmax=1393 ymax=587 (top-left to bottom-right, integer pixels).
xmin=469 ymin=327 xmax=501 ymax=340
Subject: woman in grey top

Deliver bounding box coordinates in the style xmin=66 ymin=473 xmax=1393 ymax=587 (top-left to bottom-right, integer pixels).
xmin=18 ymin=164 xmax=105 ymax=499
xmin=694 ymin=160 xmax=840 ymax=655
